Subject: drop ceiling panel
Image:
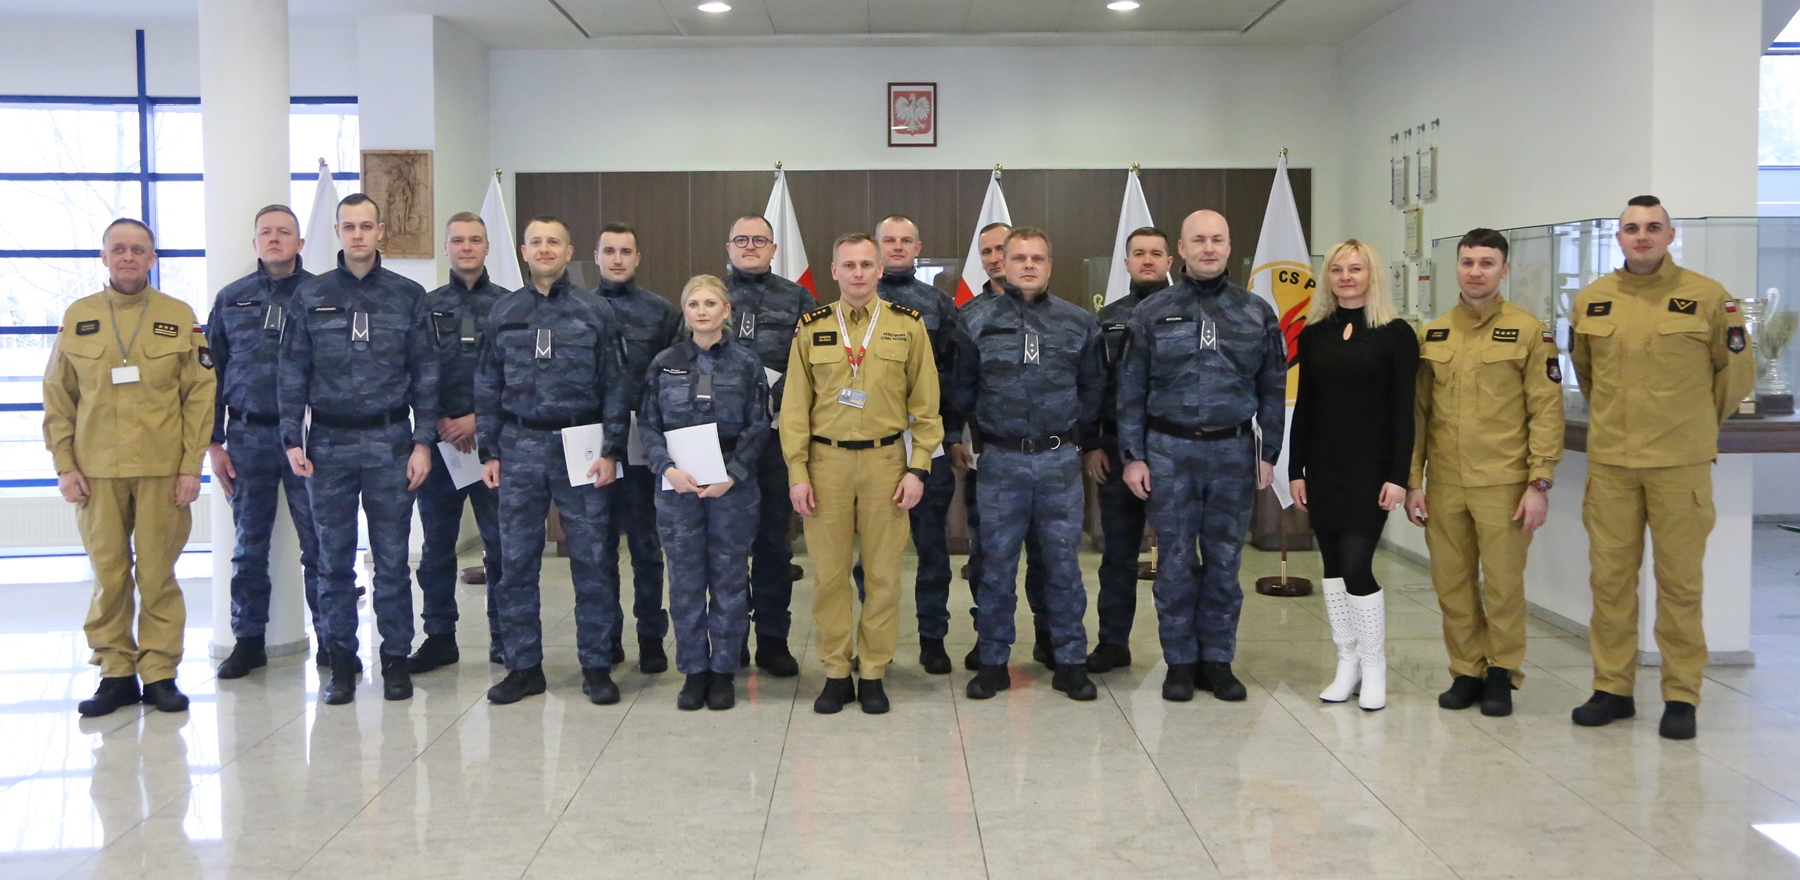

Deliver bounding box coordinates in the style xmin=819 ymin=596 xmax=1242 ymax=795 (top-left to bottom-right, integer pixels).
xmin=1147 ymin=0 xmax=1277 ymax=31
xmin=766 ymin=0 xmax=871 ymax=35
xmin=654 ymin=0 xmax=777 ymax=36
xmin=962 ymin=0 xmax=1077 ymax=34
xmin=868 ymin=0 xmax=975 ymax=35
xmin=555 ymin=0 xmax=683 ymax=37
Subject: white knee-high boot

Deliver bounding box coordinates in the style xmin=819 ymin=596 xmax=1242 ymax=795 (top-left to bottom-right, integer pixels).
xmin=1319 ymin=577 xmax=1361 ymax=703
xmin=1349 ymin=589 xmax=1386 ymax=711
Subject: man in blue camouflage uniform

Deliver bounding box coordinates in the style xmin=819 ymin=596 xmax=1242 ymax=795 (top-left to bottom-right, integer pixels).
xmin=873 ymin=214 xmax=963 ymax=675
xmin=593 ymin=221 xmax=683 ymax=674
xmin=209 ymin=205 xmax=327 ymax=679
xmin=723 ymin=214 xmax=814 ymax=677
xmin=477 ymin=215 xmax=633 ymax=706
xmin=1081 ymin=226 xmax=1172 ymax=674
xmin=409 ymin=212 xmax=508 ymax=674
xmin=953 ymin=227 xmax=1104 ymax=703
xmin=280 ymin=193 xmax=440 ymax=706
xmin=1118 ymin=210 xmax=1287 ymax=703
xmin=954 ymin=221 xmax=1050 ymax=671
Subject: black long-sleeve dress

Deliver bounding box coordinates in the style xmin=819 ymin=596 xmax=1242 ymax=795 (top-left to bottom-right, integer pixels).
xmin=1288 ymin=306 xmax=1419 ymax=535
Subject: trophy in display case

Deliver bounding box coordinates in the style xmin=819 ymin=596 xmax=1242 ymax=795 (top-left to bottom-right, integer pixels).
xmin=1753 ymin=288 xmax=1796 ymax=416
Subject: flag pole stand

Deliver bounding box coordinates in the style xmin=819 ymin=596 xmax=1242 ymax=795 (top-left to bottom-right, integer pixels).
xmin=1255 ymin=507 xmax=1312 ymax=597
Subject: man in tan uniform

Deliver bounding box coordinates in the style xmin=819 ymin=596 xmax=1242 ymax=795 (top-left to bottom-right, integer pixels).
xmin=45 ymin=218 xmax=215 ymax=717
xmin=1569 ymin=195 xmax=1755 ymax=739
xmin=782 ymin=232 xmax=941 ymax=716
xmin=1406 ymin=228 xmax=1564 ymax=718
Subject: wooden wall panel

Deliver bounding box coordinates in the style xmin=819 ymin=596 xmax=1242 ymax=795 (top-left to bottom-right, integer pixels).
xmin=785 ymin=170 xmax=869 ymax=303
xmin=689 ymin=171 xmax=772 ymax=281
xmin=513 ymin=172 xmax=601 ymax=271
xmin=1140 ymin=168 xmax=1226 ymax=246
xmin=598 ymin=171 xmax=689 ymax=299
xmin=869 ymin=169 xmax=962 ymax=259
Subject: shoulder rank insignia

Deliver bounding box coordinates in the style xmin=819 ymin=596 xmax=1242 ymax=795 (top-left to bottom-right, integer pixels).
xmin=152 ymin=321 xmax=180 ymax=338
xmin=1425 ymin=328 xmax=1449 ymax=341
xmin=1668 ymin=298 xmax=1698 ymax=315
xmin=800 ymin=305 xmax=833 ymax=325
xmin=1492 ymin=327 xmax=1520 ymax=342
xmin=1586 ymin=301 xmax=1611 ymax=317
xmin=1728 ymin=326 xmax=1746 ymax=353
xmin=887 ymin=302 xmax=922 ymax=320
xmin=75 ymin=320 xmax=99 ymax=336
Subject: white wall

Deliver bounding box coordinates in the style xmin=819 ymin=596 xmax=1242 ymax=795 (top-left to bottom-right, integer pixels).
xmin=432 ymin=16 xmax=490 ymax=281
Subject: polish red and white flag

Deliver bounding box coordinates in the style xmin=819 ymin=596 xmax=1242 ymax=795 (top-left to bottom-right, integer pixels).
xmin=954 ymin=170 xmax=1012 ymax=305
xmin=763 ymin=167 xmax=814 ymax=294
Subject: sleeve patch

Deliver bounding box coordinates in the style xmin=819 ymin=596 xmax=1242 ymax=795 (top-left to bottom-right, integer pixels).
xmin=1728 ymin=326 xmax=1746 ymax=353
xmin=199 ymin=346 xmax=214 ymax=369
xmin=1546 ymin=358 xmax=1561 ymax=382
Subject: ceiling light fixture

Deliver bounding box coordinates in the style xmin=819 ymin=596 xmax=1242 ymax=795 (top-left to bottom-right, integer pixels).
xmin=698 ymin=2 xmax=731 ymax=11
xmin=1107 ymin=1 xmax=1140 ymax=10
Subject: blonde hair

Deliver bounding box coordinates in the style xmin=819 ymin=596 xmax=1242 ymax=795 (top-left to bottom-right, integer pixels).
xmin=681 ymin=273 xmax=728 ymax=303
xmin=1310 ymin=239 xmax=1397 ymax=328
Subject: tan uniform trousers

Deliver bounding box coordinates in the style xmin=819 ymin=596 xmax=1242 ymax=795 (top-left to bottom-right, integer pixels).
xmin=1426 ymin=482 xmax=1532 ymax=687
xmin=804 ymin=442 xmax=910 ymax=680
xmin=1583 ymin=461 xmax=1713 ymax=705
xmin=76 ymin=475 xmax=191 ymax=682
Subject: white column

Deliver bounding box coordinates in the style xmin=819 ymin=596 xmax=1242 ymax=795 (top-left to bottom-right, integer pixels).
xmin=200 ymin=0 xmax=309 ymax=660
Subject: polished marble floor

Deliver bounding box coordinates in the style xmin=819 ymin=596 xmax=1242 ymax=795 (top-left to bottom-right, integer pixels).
xmin=3 ymin=526 xmax=1800 ymax=879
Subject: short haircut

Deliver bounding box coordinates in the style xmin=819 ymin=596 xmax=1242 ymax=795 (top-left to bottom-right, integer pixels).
xmin=833 ymin=231 xmax=878 ymax=257
xmin=978 ymin=221 xmax=1012 ymax=236
xmin=525 ymin=214 xmax=571 ymax=239
xmin=1004 ymin=226 xmax=1052 ymax=257
xmin=1125 ymin=226 xmax=1171 ymax=251
xmin=1457 ymin=227 xmax=1510 ymax=260
xmin=337 ymin=192 xmax=380 ymax=223
xmin=598 ymin=221 xmax=638 ymax=249
xmin=445 ymin=211 xmax=485 ymax=233
xmin=254 ymin=204 xmax=299 ymax=228
xmin=681 ymin=273 xmax=728 ymax=302
xmin=877 ymin=214 xmax=918 ymax=236
xmin=102 ymin=217 xmax=155 ymax=250
xmin=732 ymin=214 xmax=774 ymax=236
xmin=1624 ymin=194 xmax=1671 ymax=224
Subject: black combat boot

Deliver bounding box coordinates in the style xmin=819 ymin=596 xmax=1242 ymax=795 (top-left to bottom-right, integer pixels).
xmin=1659 ymin=701 xmax=1697 ymax=740
xmin=1031 ymin=625 xmax=1054 ymax=669
xmin=1438 ymin=675 xmax=1483 ymax=710
xmin=322 ymin=648 xmax=358 ymax=705
xmin=677 ymin=673 xmax=708 ymax=711
xmin=77 ymin=676 xmax=141 ymax=717
xmin=963 ymin=644 xmax=981 ymax=671
xmin=488 ymin=632 xmax=506 ymax=665
xmin=217 ymin=635 xmax=267 ymax=679
xmin=1084 ymin=643 xmax=1132 ymax=674
xmin=966 ymin=665 xmax=1011 ymax=700
xmin=316 ymin=642 xmax=362 ymax=673
xmin=857 ymin=678 xmax=889 ymax=714
xmin=407 ymin=634 xmax=458 ymax=673
xmin=639 ymin=639 xmax=669 ymax=674
xmin=814 ymin=677 xmax=856 ymax=714
xmin=1162 ymin=663 xmax=1197 ymax=702
xmin=1052 ymin=667 xmax=1098 ymax=701
xmin=707 ymin=671 xmax=737 ymax=710
xmin=487 ymin=665 xmax=547 ymax=704
xmin=918 ymin=637 xmax=952 ymax=675
xmin=582 ymin=668 xmax=620 ymax=705
xmin=380 ymin=654 xmax=413 ymax=701
xmin=1480 ymin=667 xmax=1515 ymax=717
xmin=1571 ymin=690 xmax=1635 ymax=727
xmin=141 ymin=678 xmax=190 ymax=713
xmin=755 ymin=636 xmax=800 ymax=677
xmin=1201 ymin=661 xmax=1247 ymax=701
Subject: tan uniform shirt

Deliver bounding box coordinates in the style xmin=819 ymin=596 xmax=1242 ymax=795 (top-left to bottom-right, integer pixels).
xmin=1411 ymin=298 xmax=1565 ymax=488
xmin=1570 ymin=259 xmax=1755 ymax=468
xmin=779 ymin=297 xmax=942 ymax=485
xmin=44 ymin=286 xmax=215 ymax=478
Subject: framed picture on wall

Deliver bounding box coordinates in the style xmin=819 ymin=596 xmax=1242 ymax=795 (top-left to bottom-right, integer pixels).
xmin=888 ymin=82 xmax=936 ymax=147
xmin=359 ymin=149 xmax=434 ymax=258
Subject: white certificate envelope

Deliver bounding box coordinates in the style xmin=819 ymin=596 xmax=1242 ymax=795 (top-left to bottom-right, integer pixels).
xmin=561 ymin=422 xmax=623 ymax=486
xmin=660 ymin=423 xmax=730 ymax=491
xmin=627 ymin=411 xmax=649 ymax=466
xmin=436 ymin=441 xmax=484 ymax=489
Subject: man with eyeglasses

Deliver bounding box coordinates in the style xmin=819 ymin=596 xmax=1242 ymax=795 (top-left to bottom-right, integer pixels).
xmin=724 ymin=214 xmax=815 ymax=678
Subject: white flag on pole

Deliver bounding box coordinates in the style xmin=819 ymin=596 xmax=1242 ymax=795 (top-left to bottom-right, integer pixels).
xmin=299 ymin=159 xmax=338 ymax=274
xmin=481 ymin=172 xmax=524 ymax=291
xmin=955 ymin=170 xmax=1011 ymax=305
xmin=764 ymin=168 xmax=815 ymax=294
xmin=1248 ymin=151 xmax=1315 ymax=508
xmin=1102 ymin=168 xmax=1155 ymax=306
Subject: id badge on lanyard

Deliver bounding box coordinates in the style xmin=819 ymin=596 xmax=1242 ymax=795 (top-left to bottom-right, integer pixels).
xmin=833 ymin=304 xmax=879 ymax=408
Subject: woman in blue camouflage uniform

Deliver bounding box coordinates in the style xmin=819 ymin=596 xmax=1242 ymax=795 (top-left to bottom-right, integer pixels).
xmin=639 ymin=275 xmax=769 ymax=711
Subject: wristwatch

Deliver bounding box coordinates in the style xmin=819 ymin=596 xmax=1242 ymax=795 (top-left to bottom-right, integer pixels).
xmin=906 ymin=467 xmax=930 ymax=481
xmin=1528 ymin=478 xmax=1553 ymax=492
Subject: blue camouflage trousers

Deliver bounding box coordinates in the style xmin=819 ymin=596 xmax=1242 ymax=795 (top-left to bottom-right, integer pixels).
xmin=1145 ymin=431 xmax=1257 ymax=664
xmin=973 ymin=445 xmax=1089 ymax=667
xmin=603 ymin=463 xmax=668 ymax=642
xmin=748 ymin=439 xmax=793 ymax=638
xmin=494 ymin=423 xmax=619 ymax=672
xmin=965 ymin=465 xmax=1047 ymax=629
xmin=1093 ymin=435 xmax=1149 ymax=647
xmin=224 ymin=418 xmax=324 ymax=640
xmin=908 ymin=455 xmax=957 ymax=639
xmin=655 ymin=478 xmax=759 ymax=675
xmin=308 ymin=423 xmax=416 ymax=659
xmin=415 ymin=443 xmax=501 ymax=638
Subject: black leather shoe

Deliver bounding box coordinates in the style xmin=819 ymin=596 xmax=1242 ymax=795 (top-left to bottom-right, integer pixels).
xmin=1085 ymin=642 xmax=1132 ymax=673
xmin=814 ymin=677 xmax=856 ymax=714
xmin=582 ymin=668 xmax=620 ymax=705
xmin=1201 ymin=662 xmax=1247 ymax=701
xmin=487 ymin=665 xmax=547 ymax=704
xmin=407 ymin=634 xmax=458 ymax=674
xmin=1480 ymin=667 xmax=1515 ymax=717
xmin=78 ymin=676 xmax=141 ymax=717
xmin=789 ymin=563 xmax=805 ymax=582
xmin=141 ymin=678 xmax=190 ymax=713
xmin=706 ymin=671 xmax=736 ymax=710
xmin=322 ymin=649 xmax=358 ymax=705
xmin=1438 ymin=675 xmax=1484 ymax=710
xmin=1659 ymin=701 xmax=1697 ymax=740
xmin=966 ymin=665 xmax=1011 ymax=700
xmin=963 ymin=644 xmax=980 ymax=671
xmin=1052 ymin=667 xmax=1098 ymax=701
xmin=858 ymin=678 xmax=889 ymax=714
xmin=755 ymin=636 xmax=800 ymax=678
xmin=217 ymin=635 xmax=267 ymax=679
xmin=677 ymin=672 xmax=708 ymax=711
xmin=379 ymin=654 xmax=413 ymax=701
xmin=1162 ymin=663 xmax=1197 ymax=702
xmin=639 ymin=639 xmax=669 ymax=674
xmin=1031 ymin=627 xmax=1054 ymax=669
xmin=1571 ymin=690 xmax=1636 ymax=727
xmin=918 ymin=638 xmax=952 ymax=675
xmin=488 ymin=633 xmax=506 ymax=665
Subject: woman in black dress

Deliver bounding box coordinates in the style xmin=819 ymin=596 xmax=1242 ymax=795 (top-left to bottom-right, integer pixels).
xmin=1289 ymin=239 xmax=1418 ymax=711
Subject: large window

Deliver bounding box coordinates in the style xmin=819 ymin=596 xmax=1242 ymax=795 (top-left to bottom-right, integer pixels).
xmin=1760 ymin=13 xmax=1800 ymax=216
xmin=0 ymin=30 xmax=357 ymax=489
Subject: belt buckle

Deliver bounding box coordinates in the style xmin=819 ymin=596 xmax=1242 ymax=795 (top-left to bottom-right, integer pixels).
xmin=1021 ymin=437 xmax=1037 ymax=454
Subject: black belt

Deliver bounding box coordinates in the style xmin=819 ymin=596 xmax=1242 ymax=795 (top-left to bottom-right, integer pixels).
xmin=311 ymin=406 xmax=410 ymax=429
xmin=231 ymin=409 xmax=280 ymax=427
xmin=811 ymin=431 xmax=904 ymax=450
xmin=1148 ymin=417 xmax=1251 ymax=441
xmin=503 ymin=411 xmax=600 ymax=432
xmin=981 ymin=430 xmax=1076 ymax=454
xmin=1096 ymin=418 xmax=1118 ymax=438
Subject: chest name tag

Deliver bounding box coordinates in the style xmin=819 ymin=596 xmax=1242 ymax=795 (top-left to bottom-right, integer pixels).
xmin=695 ymin=373 xmax=714 ymax=401
xmin=739 ymin=311 xmax=757 ymax=339
xmin=152 ymin=322 xmax=179 ymax=338
xmin=838 ymin=387 xmax=867 ymax=409
xmin=111 ymin=365 xmax=140 ymax=385
xmin=1586 ymin=301 xmax=1611 ymax=317
xmin=1023 ymin=332 xmax=1041 ymax=365
xmin=813 ymin=330 xmax=837 ymax=346
xmin=535 ymin=328 xmax=553 ymax=360
xmin=1425 ymin=328 xmax=1450 ymax=341
xmin=76 ymin=320 xmax=99 ymax=336
xmin=1199 ymin=318 xmax=1219 ymax=351
xmin=263 ymin=304 xmax=284 ymax=335
xmin=1492 ymin=327 xmax=1520 ymax=342
xmin=1668 ymin=298 xmax=1698 ymax=315
xmin=350 ymin=311 xmax=371 ymax=344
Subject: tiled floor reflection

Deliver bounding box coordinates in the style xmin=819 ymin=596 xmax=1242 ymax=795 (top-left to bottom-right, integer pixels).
xmin=2 ymin=526 xmax=1799 ymax=879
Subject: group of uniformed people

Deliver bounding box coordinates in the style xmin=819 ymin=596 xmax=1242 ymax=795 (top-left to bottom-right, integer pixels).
xmin=47 ymin=191 xmax=1751 ymax=738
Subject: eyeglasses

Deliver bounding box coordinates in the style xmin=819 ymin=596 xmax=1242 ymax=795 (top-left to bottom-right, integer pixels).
xmin=729 ymin=235 xmax=773 ymax=248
